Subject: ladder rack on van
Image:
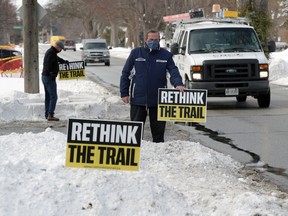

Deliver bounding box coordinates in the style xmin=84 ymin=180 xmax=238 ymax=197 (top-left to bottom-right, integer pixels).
xmin=163 ymin=7 xmax=250 ymax=26
xmin=175 ymin=17 xmax=250 ymax=26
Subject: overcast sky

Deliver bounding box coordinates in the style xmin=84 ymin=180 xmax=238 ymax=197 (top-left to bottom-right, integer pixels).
xmin=13 ymin=0 xmax=50 ymax=8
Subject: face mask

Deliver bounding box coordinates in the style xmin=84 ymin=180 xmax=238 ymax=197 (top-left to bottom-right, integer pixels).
xmin=147 ymin=40 xmax=159 ymax=50
xmin=55 ymin=47 xmax=62 ymax=53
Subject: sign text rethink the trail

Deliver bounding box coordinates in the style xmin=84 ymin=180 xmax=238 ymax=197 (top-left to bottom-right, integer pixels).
xmin=65 ymin=119 xmax=143 ymax=171
xmin=157 ymin=88 xmax=207 ymax=122
xmin=58 ymin=61 xmax=86 ymax=80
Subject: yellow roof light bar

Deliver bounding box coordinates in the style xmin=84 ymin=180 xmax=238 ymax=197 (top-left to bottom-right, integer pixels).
xmin=224 ymin=11 xmax=238 ymax=18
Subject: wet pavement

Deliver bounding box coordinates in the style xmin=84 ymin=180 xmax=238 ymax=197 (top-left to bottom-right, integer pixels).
xmin=180 ymin=121 xmax=288 ymax=193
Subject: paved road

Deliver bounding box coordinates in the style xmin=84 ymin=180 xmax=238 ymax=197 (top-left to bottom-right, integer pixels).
xmin=184 ymin=85 xmax=288 ymax=191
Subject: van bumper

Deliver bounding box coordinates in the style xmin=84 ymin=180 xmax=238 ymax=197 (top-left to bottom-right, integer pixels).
xmin=190 ymin=80 xmax=269 ymax=97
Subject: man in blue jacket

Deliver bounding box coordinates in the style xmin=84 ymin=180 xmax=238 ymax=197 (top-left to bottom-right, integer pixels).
xmin=120 ymin=30 xmax=185 ymax=143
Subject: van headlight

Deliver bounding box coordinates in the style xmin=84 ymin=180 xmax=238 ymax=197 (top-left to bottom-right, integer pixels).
xmin=191 ymin=65 xmax=203 ymax=80
xmin=260 ymin=71 xmax=268 ymax=78
xmin=192 ymin=73 xmax=202 ymax=80
xmin=259 ymin=64 xmax=269 ymax=79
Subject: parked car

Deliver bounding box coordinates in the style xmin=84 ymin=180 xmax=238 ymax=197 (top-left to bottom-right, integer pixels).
xmin=64 ymin=40 xmax=76 ymax=51
xmin=0 ymin=48 xmax=22 ymax=59
xmin=0 ymin=48 xmax=23 ymax=77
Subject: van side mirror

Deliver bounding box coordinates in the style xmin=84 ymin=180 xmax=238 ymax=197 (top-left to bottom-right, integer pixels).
xmin=170 ymin=43 xmax=179 ymax=55
xmin=268 ymin=40 xmax=276 ymax=52
xmin=180 ymin=45 xmax=186 ymax=55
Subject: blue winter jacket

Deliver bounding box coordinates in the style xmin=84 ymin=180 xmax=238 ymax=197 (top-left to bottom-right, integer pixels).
xmin=120 ymin=46 xmax=184 ymax=107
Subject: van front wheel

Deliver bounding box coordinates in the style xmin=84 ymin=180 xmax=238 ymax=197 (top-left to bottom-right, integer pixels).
xmin=257 ymin=90 xmax=270 ymax=108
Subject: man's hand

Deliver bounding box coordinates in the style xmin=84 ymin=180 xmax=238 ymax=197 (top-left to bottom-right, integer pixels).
xmin=121 ymin=96 xmax=130 ymax=104
xmin=176 ymin=85 xmax=186 ymax=92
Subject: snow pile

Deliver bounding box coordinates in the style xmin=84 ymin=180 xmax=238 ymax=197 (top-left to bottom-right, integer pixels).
xmin=1 ymin=129 xmax=287 ymax=215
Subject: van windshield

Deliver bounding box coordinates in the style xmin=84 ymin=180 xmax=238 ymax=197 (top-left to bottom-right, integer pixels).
xmin=188 ymin=28 xmax=262 ymax=53
xmin=84 ymin=42 xmax=107 ymax=50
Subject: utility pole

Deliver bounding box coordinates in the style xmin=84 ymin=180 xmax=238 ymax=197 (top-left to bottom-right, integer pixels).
xmin=23 ymin=0 xmax=39 ymax=93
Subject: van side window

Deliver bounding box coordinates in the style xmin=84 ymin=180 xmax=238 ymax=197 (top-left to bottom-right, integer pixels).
xmin=181 ymin=32 xmax=188 ymax=48
xmin=177 ymin=30 xmax=185 ymax=45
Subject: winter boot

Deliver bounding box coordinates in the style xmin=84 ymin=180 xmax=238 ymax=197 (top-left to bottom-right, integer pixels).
xmin=47 ymin=114 xmax=59 ymax=121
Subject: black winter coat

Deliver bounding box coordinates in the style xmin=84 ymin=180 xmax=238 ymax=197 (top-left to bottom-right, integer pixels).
xmin=42 ymin=46 xmax=66 ymax=78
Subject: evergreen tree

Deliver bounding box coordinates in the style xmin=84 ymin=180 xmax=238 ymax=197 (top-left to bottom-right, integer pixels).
xmin=240 ymin=1 xmax=272 ymax=53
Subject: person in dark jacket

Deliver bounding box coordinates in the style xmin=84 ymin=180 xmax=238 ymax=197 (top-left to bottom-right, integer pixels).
xmin=42 ymin=40 xmax=68 ymax=121
xmin=120 ymin=30 xmax=185 ymax=143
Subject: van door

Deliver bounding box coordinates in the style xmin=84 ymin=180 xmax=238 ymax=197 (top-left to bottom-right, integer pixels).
xmin=177 ymin=31 xmax=189 ymax=84
xmin=173 ymin=30 xmax=185 ymax=67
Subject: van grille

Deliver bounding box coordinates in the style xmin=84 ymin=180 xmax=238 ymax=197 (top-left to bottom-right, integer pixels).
xmin=203 ymin=59 xmax=259 ymax=81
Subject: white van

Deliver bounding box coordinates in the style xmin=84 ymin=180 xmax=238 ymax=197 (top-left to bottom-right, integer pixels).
xmin=167 ymin=10 xmax=275 ymax=108
xmin=80 ymin=38 xmax=110 ymax=66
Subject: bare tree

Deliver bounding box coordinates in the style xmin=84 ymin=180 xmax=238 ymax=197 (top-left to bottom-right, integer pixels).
xmin=44 ymin=0 xmax=100 ymax=39
xmin=41 ymin=0 xmax=286 ymax=48
xmin=0 ymin=0 xmax=19 ymax=44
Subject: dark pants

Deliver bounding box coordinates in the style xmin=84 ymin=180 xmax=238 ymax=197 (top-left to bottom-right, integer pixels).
xmin=130 ymin=105 xmax=166 ymax=143
xmin=41 ymin=75 xmax=58 ymax=118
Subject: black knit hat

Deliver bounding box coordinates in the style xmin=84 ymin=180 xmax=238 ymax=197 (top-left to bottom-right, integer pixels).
xmin=55 ymin=40 xmax=64 ymax=49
